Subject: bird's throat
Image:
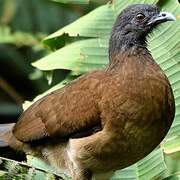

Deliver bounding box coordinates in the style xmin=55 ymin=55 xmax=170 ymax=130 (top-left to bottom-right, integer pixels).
xmin=109 ymin=32 xmax=147 ymax=63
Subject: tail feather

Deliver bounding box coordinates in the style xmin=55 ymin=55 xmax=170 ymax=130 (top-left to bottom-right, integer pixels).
xmin=0 ymin=139 xmax=8 ymax=147
xmin=0 ymin=123 xmax=15 ymax=147
xmin=0 ymin=123 xmax=26 ymax=161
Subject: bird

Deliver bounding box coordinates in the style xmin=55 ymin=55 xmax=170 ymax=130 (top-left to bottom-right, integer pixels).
xmin=0 ymin=4 xmax=176 ymax=180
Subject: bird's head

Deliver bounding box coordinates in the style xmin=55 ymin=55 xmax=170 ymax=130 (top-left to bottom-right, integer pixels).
xmin=109 ymin=4 xmax=176 ymax=57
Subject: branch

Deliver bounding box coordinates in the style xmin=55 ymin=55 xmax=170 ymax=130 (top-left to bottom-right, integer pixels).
xmin=0 ymin=76 xmax=24 ymax=105
xmin=0 ymin=156 xmax=68 ymax=179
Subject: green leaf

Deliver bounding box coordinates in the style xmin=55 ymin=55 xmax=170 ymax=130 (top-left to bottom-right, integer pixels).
xmin=43 ymin=4 xmax=114 ymax=48
xmin=161 ymin=136 xmax=180 ymax=154
xmin=51 ymin=0 xmax=108 ymax=4
xmin=113 ymin=0 xmax=157 ymax=14
xmin=164 ymin=174 xmax=180 ymax=180
xmin=148 ymin=1 xmax=180 ymax=144
xmin=112 ymin=148 xmax=166 ymax=179
xmin=33 ymin=38 xmax=108 ymax=73
xmin=52 ymin=0 xmax=89 ymax=4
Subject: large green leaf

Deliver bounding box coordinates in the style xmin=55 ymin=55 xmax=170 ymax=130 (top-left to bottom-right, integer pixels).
xmin=161 ymin=136 xmax=180 ymax=154
xmin=52 ymin=0 xmax=90 ymax=4
xmin=147 ymin=1 xmax=180 ymax=157
xmin=33 ymin=38 xmax=108 ymax=73
xmin=52 ymin=0 xmax=108 ymax=4
xmin=112 ymin=148 xmax=166 ymax=180
xmin=114 ymin=0 xmax=160 ymax=14
xmin=43 ymin=4 xmax=114 ymax=48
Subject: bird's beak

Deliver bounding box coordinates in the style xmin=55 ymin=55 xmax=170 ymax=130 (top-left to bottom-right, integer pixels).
xmin=147 ymin=11 xmax=176 ymax=25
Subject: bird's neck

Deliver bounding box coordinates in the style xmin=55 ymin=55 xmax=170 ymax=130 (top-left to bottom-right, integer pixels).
xmin=109 ymin=31 xmax=148 ymax=63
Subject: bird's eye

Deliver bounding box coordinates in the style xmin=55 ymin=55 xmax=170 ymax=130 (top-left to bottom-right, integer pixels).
xmin=136 ymin=13 xmax=145 ymax=21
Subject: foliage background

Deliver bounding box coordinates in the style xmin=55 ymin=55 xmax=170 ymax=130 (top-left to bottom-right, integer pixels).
xmin=0 ymin=0 xmax=179 ymax=179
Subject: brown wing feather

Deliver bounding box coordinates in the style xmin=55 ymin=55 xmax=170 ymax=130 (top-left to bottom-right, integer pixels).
xmin=13 ymin=100 xmax=48 ymax=142
xmin=13 ymin=71 xmax=105 ymax=142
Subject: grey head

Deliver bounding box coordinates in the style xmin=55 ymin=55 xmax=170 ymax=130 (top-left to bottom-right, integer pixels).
xmin=109 ymin=4 xmax=176 ymax=58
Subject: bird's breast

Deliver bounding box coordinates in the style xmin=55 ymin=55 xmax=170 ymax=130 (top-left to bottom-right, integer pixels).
xmin=66 ymin=54 xmax=175 ymax=172
xmin=93 ymin=62 xmax=174 ymax=169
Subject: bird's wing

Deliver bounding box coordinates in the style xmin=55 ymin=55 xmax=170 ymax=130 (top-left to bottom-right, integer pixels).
xmin=13 ymin=71 xmax=104 ymax=142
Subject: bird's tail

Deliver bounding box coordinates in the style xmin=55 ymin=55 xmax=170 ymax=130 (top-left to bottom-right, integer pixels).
xmin=0 ymin=123 xmax=23 ymax=150
xmin=0 ymin=123 xmax=15 ymax=147
xmin=0 ymin=123 xmax=26 ymax=160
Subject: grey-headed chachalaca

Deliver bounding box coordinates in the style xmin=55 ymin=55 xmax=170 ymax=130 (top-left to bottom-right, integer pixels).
xmin=0 ymin=4 xmax=176 ymax=180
